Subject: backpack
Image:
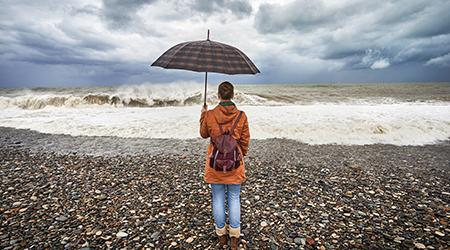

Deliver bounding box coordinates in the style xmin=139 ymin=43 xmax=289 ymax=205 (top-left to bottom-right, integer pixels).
xmin=209 ymin=111 xmax=243 ymax=172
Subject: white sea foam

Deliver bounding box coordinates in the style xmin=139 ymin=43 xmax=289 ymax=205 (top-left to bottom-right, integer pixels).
xmin=1 ymin=103 xmax=449 ymax=145
xmin=1 ymin=83 xmax=449 ymax=145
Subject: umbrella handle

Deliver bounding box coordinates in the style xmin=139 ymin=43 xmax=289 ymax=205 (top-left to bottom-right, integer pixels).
xmin=203 ymin=72 xmax=208 ymax=107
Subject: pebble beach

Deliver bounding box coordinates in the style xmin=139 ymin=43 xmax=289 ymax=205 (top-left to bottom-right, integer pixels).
xmin=2 ymin=0 xmax=450 ymax=248
xmin=0 ymin=126 xmax=449 ymax=249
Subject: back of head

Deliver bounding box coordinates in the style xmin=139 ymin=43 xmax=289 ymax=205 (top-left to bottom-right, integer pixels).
xmin=218 ymin=81 xmax=234 ymax=100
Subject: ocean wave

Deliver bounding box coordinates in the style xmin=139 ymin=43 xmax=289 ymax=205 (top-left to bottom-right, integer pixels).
xmin=0 ymin=83 xmax=279 ymax=109
xmin=1 ymin=82 xmax=449 ymax=109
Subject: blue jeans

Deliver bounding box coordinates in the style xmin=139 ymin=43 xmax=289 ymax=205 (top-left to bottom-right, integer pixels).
xmin=211 ymin=184 xmax=241 ymax=229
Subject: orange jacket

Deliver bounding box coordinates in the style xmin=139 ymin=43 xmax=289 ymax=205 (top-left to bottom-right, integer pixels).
xmin=200 ymin=102 xmax=250 ymax=184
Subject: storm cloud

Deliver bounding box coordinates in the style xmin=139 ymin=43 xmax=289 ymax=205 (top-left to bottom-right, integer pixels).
xmin=255 ymin=0 xmax=450 ymax=71
xmin=0 ymin=0 xmax=449 ymax=87
xmin=102 ymin=0 xmax=157 ymax=28
xmin=191 ymin=0 xmax=252 ymax=18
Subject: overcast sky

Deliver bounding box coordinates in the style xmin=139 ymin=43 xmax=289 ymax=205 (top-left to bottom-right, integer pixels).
xmin=1 ymin=0 xmax=449 ymax=87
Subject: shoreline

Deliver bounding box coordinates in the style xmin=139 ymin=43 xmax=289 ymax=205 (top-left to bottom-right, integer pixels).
xmin=0 ymin=127 xmax=449 ymax=249
xmin=1 ymin=126 xmax=450 ymax=154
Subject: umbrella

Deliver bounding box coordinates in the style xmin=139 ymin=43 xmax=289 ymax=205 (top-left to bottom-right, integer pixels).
xmin=151 ymin=30 xmax=260 ymax=107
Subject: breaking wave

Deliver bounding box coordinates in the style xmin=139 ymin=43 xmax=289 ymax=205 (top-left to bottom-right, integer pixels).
xmin=3 ymin=82 xmax=449 ymax=110
xmin=0 ymin=82 xmax=277 ymax=110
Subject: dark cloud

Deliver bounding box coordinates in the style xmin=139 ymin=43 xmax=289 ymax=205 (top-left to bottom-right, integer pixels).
xmin=255 ymin=1 xmax=329 ymax=33
xmin=426 ymin=53 xmax=450 ymax=67
xmin=101 ymin=0 xmax=157 ymax=28
xmin=69 ymin=4 xmax=101 ymax=16
xmin=100 ymin=0 xmax=252 ymax=30
xmin=255 ymin=0 xmax=450 ymax=71
xmin=403 ymin=6 xmax=450 ymax=38
xmin=0 ymin=23 xmax=117 ymax=67
xmin=191 ymin=0 xmax=252 ymax=18
xmin=254 ymin=0 xmax=380 ymax=34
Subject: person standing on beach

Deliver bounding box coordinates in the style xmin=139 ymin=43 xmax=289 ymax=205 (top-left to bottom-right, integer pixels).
xmin=199 ymin=81 xmax=250 ymax=249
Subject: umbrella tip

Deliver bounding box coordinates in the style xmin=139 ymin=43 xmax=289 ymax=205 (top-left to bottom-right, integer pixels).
xmin=207 ymin=29 xmax=210 ymax=41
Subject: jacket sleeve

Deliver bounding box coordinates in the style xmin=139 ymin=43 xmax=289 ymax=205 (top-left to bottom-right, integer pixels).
xmin=199 ymin=111 xmax=209 ymax=139
xmin=239 ymin=112 xmax=250 ymax=156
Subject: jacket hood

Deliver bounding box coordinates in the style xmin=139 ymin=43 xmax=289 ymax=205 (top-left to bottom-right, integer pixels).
xmin=213 ymin=104 xmax=239 ymax=124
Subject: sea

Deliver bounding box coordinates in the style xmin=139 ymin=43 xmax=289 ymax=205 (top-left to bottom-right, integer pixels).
xmin=1 ymin=82 xmax=449 ymax=145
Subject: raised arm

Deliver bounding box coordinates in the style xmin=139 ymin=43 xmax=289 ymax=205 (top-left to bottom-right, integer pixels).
xmin=239 ymin=113 xmax=250 ymax=156
xmin=199 ymin=108 xmax=210 ymax=139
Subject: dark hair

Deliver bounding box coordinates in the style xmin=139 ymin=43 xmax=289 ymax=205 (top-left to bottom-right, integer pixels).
xmin=218 ymin=81 xmax=234 ymax=100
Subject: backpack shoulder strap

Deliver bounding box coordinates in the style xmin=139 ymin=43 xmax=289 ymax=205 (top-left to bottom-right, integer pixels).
xmin=230 ymin=111 xmax=243 ymax=134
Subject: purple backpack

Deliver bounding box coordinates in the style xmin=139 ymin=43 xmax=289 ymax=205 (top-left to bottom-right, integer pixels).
xmin=209 ymin=111 xmax=243 ymax=172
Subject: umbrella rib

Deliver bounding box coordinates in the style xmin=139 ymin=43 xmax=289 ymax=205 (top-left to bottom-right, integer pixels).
xmin=233 ymin=47 xmax=260 ymax=74
xmin=196 ymin=41 xmax=209 ymax=72
xmin=163 ymin=42 xmax=191 ymax=68
xmin=217 ymin=42 xmax=233 ymax=75
xmin=210 ymin=40 xmax=218 ymax=73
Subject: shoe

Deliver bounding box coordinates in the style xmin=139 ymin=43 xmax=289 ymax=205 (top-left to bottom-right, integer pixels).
xmin=215 ymin=225 xmax=228 ymax=248
xmin=218 ymin=234 xmax=228 ymax=247
xmin=230 ymin=237 xmax=239 ymax=250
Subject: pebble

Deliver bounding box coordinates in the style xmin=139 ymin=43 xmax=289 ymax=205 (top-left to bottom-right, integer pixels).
xmin=95 ymin=194 xmax=107 ymax=200
xmin=294 ymin=237 xmax=304 ymax=245
xmin=414 ymin=242 xmax=426 ymax=249
xmin=116 ymin=231 xmax=128 ymax=238
xmin=434 ymin=231 xmax=444 ymax=237
xmin=151 ymin=232 xmax=160 ymax=241
xmin=12 ymin=201 xmax=22 ymax=207
xmin=306 ymin=236 xmax=315 ymax=246
xmin=357 ymin=211 xmax=367 ymax=216
xmin=260 ymin=221 xmax=268 ymax=227
xmin=393 ymin=236 xmax=404 ymax=243
xmin=55 ymin=215 xmax=68 ymax=222
xmin=186 ymin=237 xmax=194 ymax=243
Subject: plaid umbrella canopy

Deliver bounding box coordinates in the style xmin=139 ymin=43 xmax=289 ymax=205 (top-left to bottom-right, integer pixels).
xmin=151 ymin=30 xmax=260 ymax=106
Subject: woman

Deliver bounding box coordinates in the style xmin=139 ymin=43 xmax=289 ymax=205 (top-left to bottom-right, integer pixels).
xmin=199 ymin=81 xmax=250 ymax=249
